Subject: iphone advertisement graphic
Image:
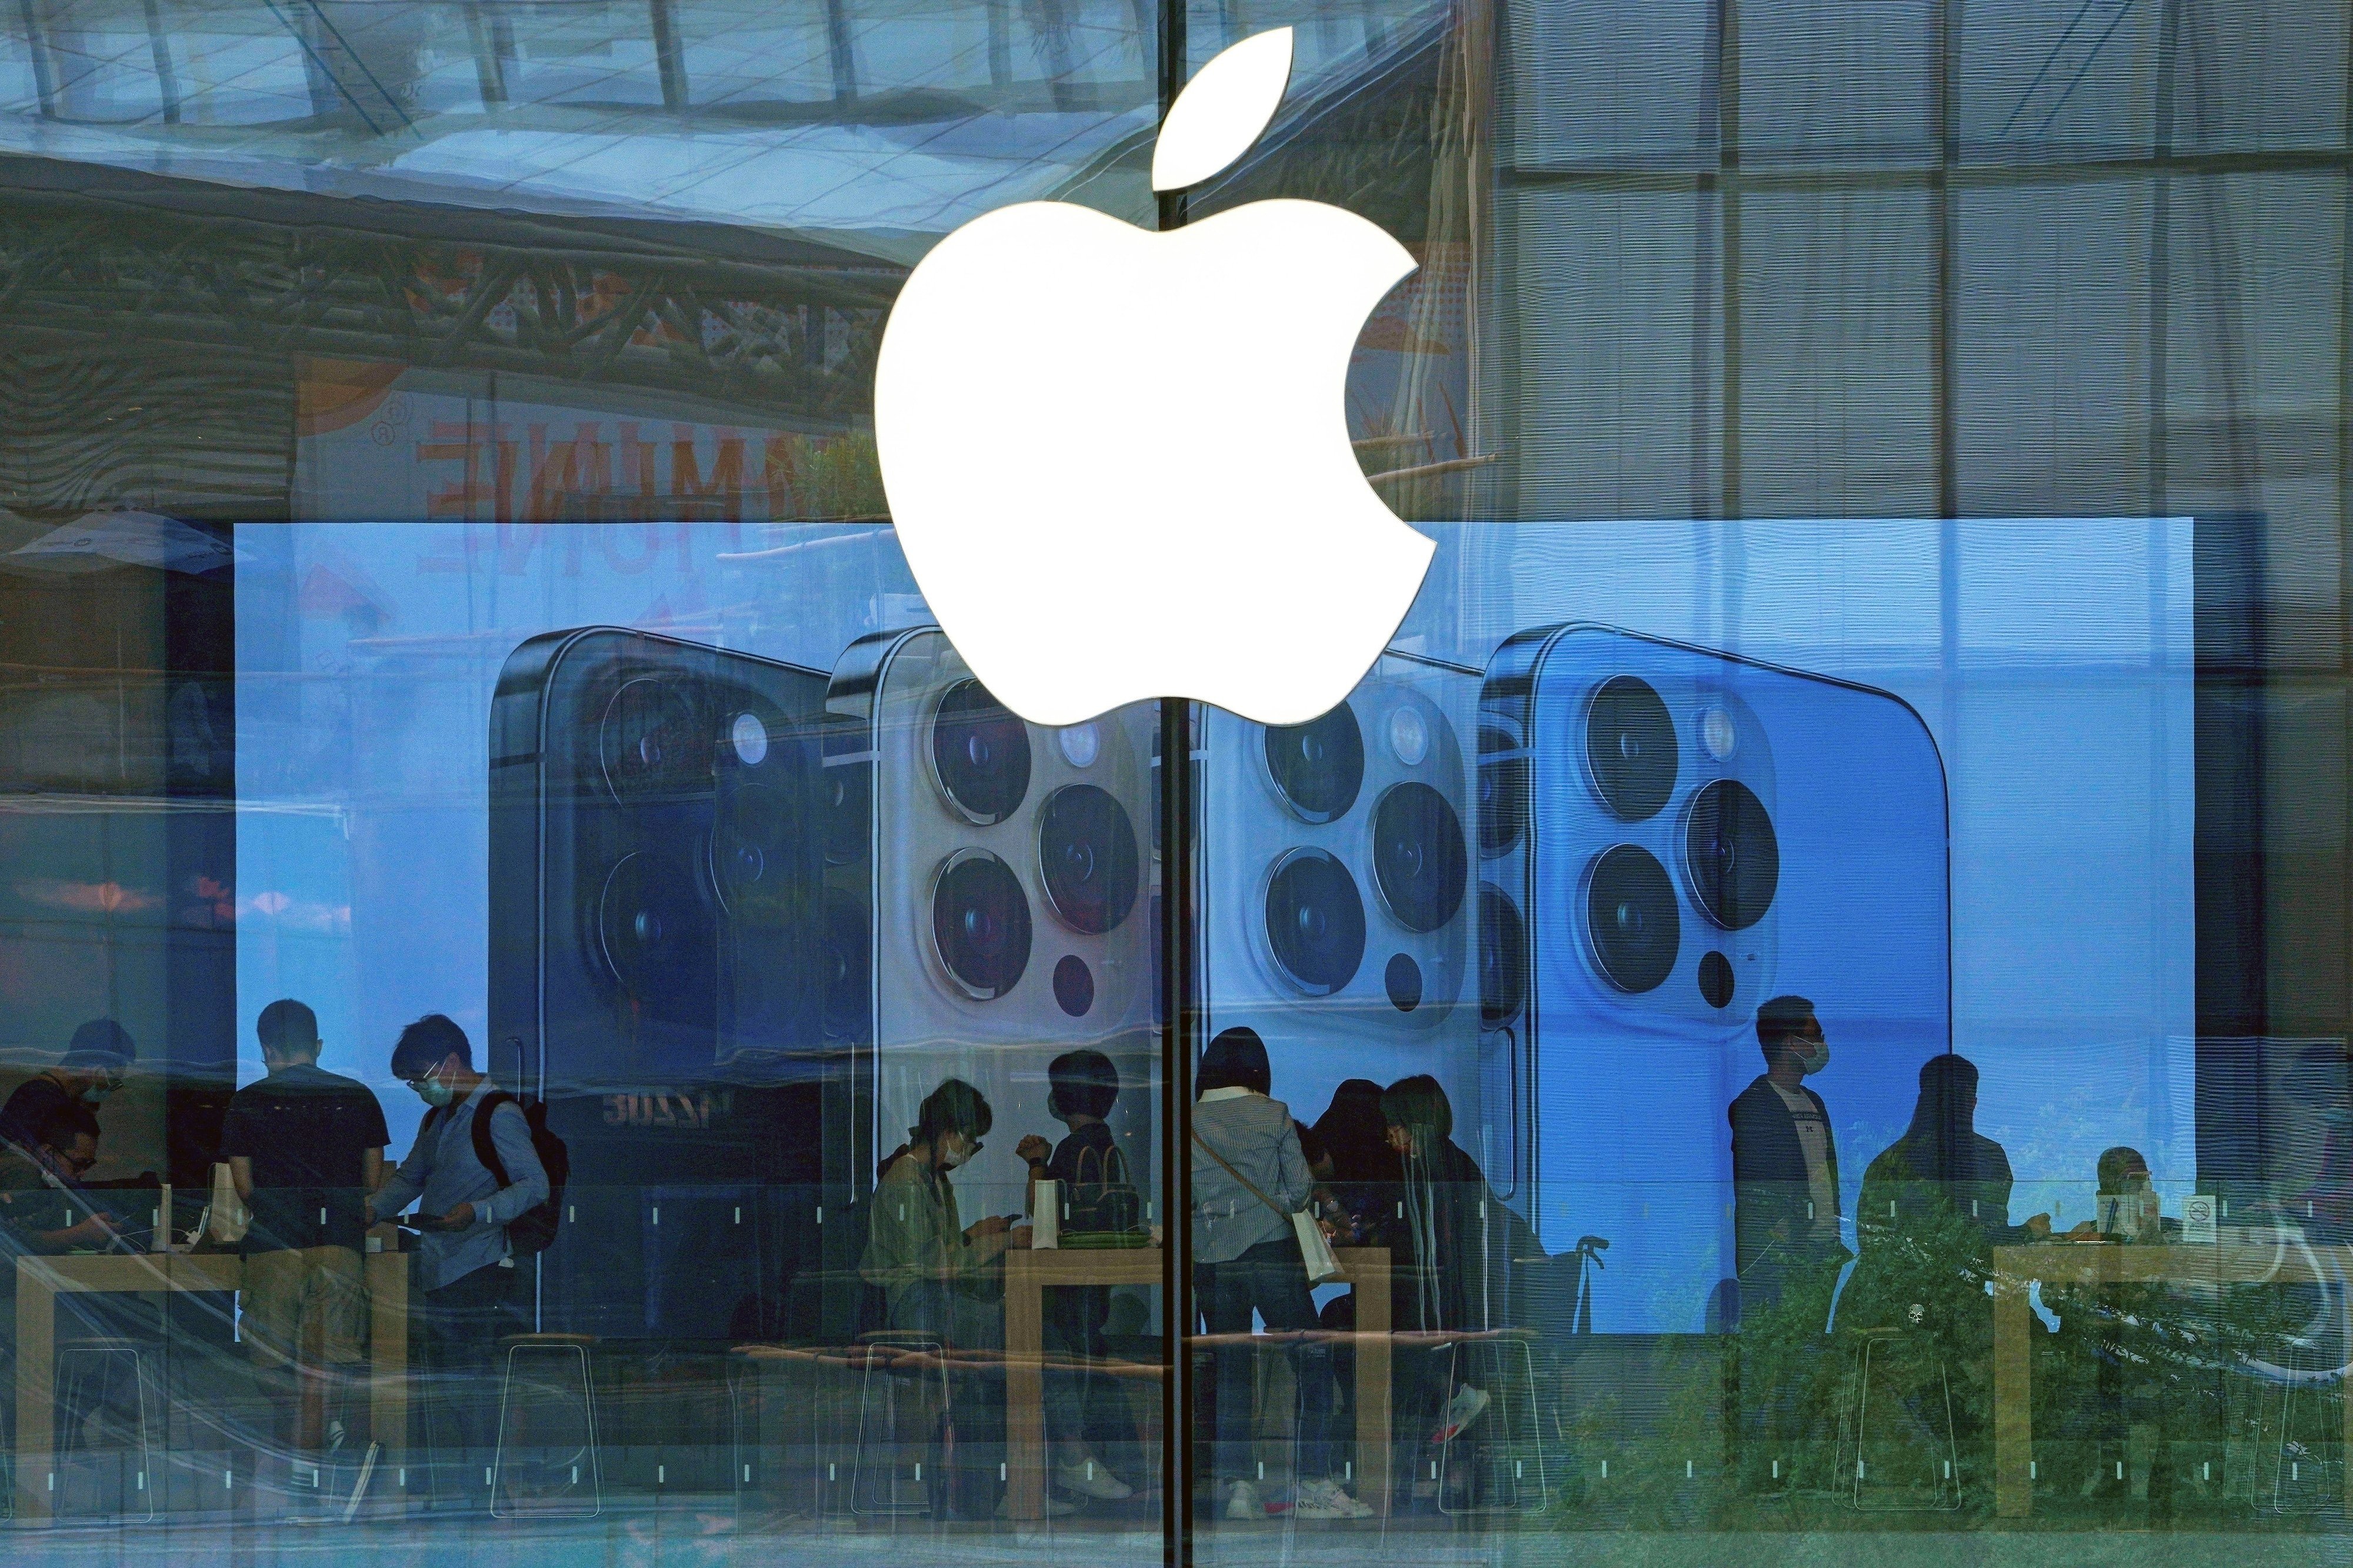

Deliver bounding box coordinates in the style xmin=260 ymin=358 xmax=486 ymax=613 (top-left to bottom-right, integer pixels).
xmin=234 ymin=515 xmax=2191 ymax=1337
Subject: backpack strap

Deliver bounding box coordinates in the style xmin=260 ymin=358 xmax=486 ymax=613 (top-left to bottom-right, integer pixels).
xmin=471 ymin=1090 xmax=515 ymax=1190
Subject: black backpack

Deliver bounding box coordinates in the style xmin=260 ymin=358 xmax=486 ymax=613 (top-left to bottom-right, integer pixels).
xmin=449 ymin=1090 xmax=568 ymax=1256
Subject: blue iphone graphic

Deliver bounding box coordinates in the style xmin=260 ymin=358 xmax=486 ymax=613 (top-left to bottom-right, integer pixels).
xmin=1481 ymin=625 xmax=1950 ymax=1334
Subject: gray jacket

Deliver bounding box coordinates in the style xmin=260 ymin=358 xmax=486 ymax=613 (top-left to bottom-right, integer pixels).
xmin=1191 ymin=1089 xmax=1314 ymax=1265
xmin=375 ymin=1081 xmax=550 ymax=1292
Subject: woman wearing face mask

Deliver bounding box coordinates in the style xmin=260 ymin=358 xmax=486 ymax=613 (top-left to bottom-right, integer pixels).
xmin=861 ymin=1079 xmax=1115 ymax=1518
xmin=864 ymin=1079 xmax=1011 ymax=1346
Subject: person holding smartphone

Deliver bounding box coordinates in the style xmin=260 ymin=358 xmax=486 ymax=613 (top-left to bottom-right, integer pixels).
xmin=369 ymin=1013 xmax=547 ymax=1510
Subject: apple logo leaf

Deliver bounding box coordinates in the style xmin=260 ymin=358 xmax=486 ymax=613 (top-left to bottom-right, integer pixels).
xmin=1151 ymin=28 xmax=1294 ymax=194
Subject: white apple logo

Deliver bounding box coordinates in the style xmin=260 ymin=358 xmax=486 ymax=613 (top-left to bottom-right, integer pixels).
xmin=873 ymin=27 xmax=1434 ymax=728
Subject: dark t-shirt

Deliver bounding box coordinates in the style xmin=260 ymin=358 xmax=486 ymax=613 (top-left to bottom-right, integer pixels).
xmin=1044 ymin=1120 xmax=1117 ymax=1192
xmin=0 ymin=1075 xmax=78 ymax=1156
xmin=219 ymin=1065 xmax=389 ymax=1254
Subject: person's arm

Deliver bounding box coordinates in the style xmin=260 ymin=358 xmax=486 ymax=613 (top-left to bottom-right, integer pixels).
xmin=33 ymin=1213 xmax=116 ymax=1252
xmin=370 ymin=1120 xmax=434 ymax=1221
xmin=1274 ymin=1117 xmax=1316 ymax=1212
xmin=228 ymin=1155 xmax=254 ymax=1207
xmin=361 ymin=1147 xmax=385 ymax=1195
xmin=1016 ymin=1132 xmax=1053 ymax=1213
xmin=464 ymin=1101 xmax=549 ymax=1229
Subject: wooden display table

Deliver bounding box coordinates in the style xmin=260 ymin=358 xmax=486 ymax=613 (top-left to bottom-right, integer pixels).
xmin=1991 ymin=1236 xmax=2353 ymax=1517
xmin=1001 ymin=1243 xmax=1391 ymax=1522
xmin=14 ymin=1236 xmax=410 ymax=1525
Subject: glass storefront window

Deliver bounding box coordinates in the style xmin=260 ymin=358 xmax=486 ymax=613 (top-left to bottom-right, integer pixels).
xmin=0 ymin=0 xmax=2348 ymax=1556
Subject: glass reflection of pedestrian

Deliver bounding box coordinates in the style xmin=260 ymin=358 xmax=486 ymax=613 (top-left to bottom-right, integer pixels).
xmin=1729 ymin=996 xmax=1849 ymax=1314
xmin=1859 ymin=1054 xmax=2055 ymax=1257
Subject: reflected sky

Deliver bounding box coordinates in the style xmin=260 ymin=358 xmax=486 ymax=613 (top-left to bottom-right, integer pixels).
xmin=0 ymin=0 xmax=1448 ymax=256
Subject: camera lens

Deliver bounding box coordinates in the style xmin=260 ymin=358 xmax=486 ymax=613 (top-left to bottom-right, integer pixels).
xmin=710 ymin=782 xmax=779 ymax=910
xmin=1479 ymin=883 xmax=1527 ymax=1027
xmin=1584 ymin=676 xmax=1678 ymax=821
xmin=1054 ymin=954 xmax=1095 ymax=1018
xmin=731 ymin=710 xmax=770 ymax=768
xmin=931 ymin=679 xmax=1031 ymax=825
xmin=1684 ymin=779 xmax=1779 ymax=930
xmin=1477 ymin=721 xmax=1526 ymax=856
xmin=1584 ymin=845 xmax=1680 ymax=993
xmin=1385 ymin=953 xmax=1423 ymax=1012
xmin=1037 ymin=783 xmax=1140 ymax=935
xmin=1264 ymin=702 xmax=1364 ymax=823
xmin=822 ymin=888 xmax=868 ymax=1040
xmin=1698 ymin=950 xmax=1735 ymax=1009
xmin=1264 ymin=848 xmax=1367 ymax=995
xmin=823 ymin=759 xmax=868 ymax=868
xmin=1056 ymin=722 xmax=1101 ymax=769
xmin=1371 ymin=782 xmax=1468 ymax=932
xmin=931 ymin=849 xmax=1032 ymax=999
xmin=600 ymin=677 xmax=709 ymax=802
xmin=596 ymin=849 xmax=714 ymax=1002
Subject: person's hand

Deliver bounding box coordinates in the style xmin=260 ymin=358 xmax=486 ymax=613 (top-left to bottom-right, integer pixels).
xmin=968 ymin=1213 xmax=1012 ymax=1239
xmin=362 ymin=1198 xmax=376 ymax=1225
xmin=442 ymin=1201 xmax=476 ymax=1230
xmin=59 ymin=1213 xmax=116 ymax=1249
xmin=1016 ymin=1135 xmax=1052 ymax=1166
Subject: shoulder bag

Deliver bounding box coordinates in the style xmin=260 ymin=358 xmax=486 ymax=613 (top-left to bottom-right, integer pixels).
xmin=1191 ymin=1126 xmax=1344 ymax=1285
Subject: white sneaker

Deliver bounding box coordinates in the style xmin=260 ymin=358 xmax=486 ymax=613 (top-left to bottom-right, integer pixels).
xmin=1056 ymin=1455 xmax=1134 ymax=1500
xmin=1223 ymin=1479 xmax=1262 ymax=1520
xmin=1432 ymin=1384 xmax=1491 ymax=1444
xmin=1292 ymin=1478 xmax=1374 ymax=1520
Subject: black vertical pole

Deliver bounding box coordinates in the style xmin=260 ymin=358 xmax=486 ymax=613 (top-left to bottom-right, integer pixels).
xmin=1158 ymin=698 xmax=1196 ymax=1568
xmin=1155 ymin=4 xmax=1195 ymax=1557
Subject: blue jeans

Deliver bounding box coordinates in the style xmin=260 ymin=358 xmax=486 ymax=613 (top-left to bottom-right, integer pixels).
xmin=1196 ymin=1235 xmax=1333 ymax=1486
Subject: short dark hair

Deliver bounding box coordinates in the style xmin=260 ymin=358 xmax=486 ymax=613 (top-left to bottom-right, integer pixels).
xmin=61 ymin=1018 xmax=135 ymax=1071
xmin=1754 ymin=995 xmax=1818 ymax=1062
xmin=256 ymin=999 xmax=320 ymax=1058
xmin=390 ymin=1013 xmax=471 ymax=1080
xmin=1381 ymin=1074 xmax=1454 ymax=1153
xmin=36 ymin=1100 xmax=99 ymax=1152
xmin=1919 ymin=1052 xmax=1979 ymax=1095
xmin=913 ymin=1078 xmax=992 ymax=1147
xmin=1048 ymin=1049 xmax=1119 ymax=1120
xmin=1197 ymin=1027 xmax=1271 ymax=1097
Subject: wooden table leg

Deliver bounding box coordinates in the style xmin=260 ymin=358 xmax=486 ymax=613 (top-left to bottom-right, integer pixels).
xmin=366 ymin=1250 xmax=409 ymax=1483
xmin=1993 ymin=1278 xmax=2032 ymax=1517
xmin=15 ymin=1262 xmax=55 ymax=1526
xmin=1354 ymin=1257 xmax=1390 ymax=1515
xmin=1005 ymin=1256 xmax=1045 ymax=1520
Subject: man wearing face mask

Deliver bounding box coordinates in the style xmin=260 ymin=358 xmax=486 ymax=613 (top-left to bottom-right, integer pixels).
xmin=0 ymin=1019 xmax=135 ymax=1162
xmin=368 ymin=1013 xmax=547 ymax=1509
xmin=1729 ymin=996 xmax=1846 ymax=1315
